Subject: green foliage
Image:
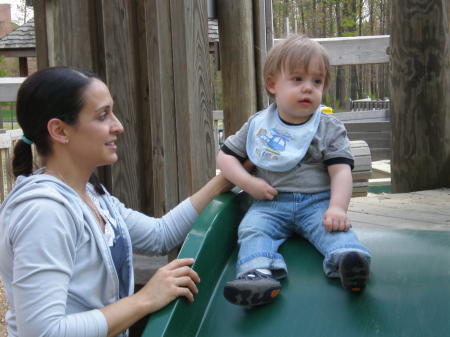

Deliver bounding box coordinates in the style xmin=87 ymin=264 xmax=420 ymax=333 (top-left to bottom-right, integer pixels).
xmin=0 ymin=57 xmax=12 ymax=77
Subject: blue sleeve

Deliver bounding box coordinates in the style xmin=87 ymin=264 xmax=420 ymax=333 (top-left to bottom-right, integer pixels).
xmin=110 ymin=197 xmax=198 ymax=255
xmin=7 ymin=198 xmax=108 ymax=337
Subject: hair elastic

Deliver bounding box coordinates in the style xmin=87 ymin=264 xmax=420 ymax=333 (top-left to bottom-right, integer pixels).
xmin=21 ymin=135 xmax=33 ymax=145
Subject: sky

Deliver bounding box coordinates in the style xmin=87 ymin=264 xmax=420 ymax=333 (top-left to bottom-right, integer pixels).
xmin=0 ymin=0 xmax=34 ymax=25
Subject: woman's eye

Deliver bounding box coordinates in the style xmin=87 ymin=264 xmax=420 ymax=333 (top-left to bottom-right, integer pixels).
xmin=293 ymin=77 xmax=302 ymax=81
xmin=98 ymin=112 xmax=108 ymax=121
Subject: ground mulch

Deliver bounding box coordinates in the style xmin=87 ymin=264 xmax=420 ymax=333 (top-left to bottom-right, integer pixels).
xmin=0 ymin=279 xmax=7 ymax=337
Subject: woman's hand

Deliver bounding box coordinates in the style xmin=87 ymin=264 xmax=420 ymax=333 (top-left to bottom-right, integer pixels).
xmin=101 ymin=258 xmax=200 ymax=337
xmin=136 ymin=258 xmax=200 ymax=313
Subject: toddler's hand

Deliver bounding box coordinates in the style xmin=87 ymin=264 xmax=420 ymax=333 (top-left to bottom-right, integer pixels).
xmin=243 ymin=176 xmax=278 ymax=200
xmin=323 ymin=206 xmax=349 ymax=232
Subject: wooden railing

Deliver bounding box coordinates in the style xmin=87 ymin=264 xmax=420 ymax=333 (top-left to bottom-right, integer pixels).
xmin=0 ymin=129 xmax=23 ymax=202
xmin=0 ymin=77 xmax=25 ymax=203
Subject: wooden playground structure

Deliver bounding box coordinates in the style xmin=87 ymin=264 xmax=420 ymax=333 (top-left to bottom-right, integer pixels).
xmin=0 ymin=0 xmax=449 ymax=336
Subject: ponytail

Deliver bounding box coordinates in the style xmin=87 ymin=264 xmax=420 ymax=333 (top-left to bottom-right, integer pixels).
xmin=12 ymin=139 xmax=33 ymax=178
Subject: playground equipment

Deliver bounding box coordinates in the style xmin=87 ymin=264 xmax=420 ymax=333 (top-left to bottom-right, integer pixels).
xmin=141 ymin=191 xmax=450 ymax=337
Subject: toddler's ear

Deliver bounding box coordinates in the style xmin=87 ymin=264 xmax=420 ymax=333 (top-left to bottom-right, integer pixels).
xmin=266 ymin=75 xmax=277 ymax=96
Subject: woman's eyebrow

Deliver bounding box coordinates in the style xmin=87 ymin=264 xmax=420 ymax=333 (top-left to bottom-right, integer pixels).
xmin=95 ymin=104 xmax=111 ymax=112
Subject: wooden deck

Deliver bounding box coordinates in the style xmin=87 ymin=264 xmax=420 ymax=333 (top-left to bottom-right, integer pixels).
xmin=350 ymin=188 xmax=450 ymax=231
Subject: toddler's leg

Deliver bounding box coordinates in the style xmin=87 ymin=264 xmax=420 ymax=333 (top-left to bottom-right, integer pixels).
xmin=224 ymin=199 xmax=291 ymax=306
xmin=295 ymin=191 xmax=371 ymax=291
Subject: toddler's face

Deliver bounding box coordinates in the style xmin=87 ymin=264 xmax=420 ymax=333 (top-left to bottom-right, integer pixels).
xmin=267 ymin=58 xmax=325 ymax=124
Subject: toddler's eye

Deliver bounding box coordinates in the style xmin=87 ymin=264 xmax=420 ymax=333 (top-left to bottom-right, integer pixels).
xmin=293 ymin=77 xmax=302 ymax=81
xmin=315 ymin=79 xmax=323 ymax=84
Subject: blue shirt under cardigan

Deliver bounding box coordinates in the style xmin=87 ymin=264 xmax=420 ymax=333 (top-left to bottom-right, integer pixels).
xmin=0 ymin=172 xmax=198 ymax=337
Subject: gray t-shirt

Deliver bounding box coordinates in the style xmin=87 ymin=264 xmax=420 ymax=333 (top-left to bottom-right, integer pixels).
xmin=223 ymin=110 xmax=354 ymax=193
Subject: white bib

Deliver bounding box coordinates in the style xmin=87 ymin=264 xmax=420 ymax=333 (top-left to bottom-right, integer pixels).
xmin=246 ymin=104 xmax=321 ymax=172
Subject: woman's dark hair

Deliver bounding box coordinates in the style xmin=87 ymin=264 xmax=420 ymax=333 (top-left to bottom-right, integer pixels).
xmin=12 ymin=66 xmax=105 ymax=194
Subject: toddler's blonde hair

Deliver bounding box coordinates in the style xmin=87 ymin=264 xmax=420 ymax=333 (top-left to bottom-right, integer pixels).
xmin=263 ymin=35 xmax=331 ymax=97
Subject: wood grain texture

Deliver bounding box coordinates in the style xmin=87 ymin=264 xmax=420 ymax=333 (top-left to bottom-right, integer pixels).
xmin=217 ymin=0 xmax=257 ymax=136
xmin=144 ymin=0 xmax=178 ymax=216
xmin=390 ymin=0 xmax=450 ymax=192
xmin=100 ymin=0 xmax=142 ymax=210
xmin=170 ymin=0 xmax=215 ymax=198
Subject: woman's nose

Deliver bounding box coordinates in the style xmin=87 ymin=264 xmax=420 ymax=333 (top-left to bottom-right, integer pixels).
xmin=111 ymin=114 xmax=124 ymax=134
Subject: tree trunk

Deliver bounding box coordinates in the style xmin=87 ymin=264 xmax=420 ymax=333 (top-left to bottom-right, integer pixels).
xmin=390 ymin=0 xmax=450 ymax=192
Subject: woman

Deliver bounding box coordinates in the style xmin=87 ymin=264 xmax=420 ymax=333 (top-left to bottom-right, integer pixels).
xmin=0 ymin=67 xmax=233 ymax=337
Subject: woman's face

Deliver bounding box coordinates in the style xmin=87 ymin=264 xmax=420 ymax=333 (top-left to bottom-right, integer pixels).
xmin=65 ymin=79 xmax=124 ymax=170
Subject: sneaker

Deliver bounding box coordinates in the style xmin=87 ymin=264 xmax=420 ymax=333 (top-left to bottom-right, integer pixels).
xmin=339 ymin=251 xmax=370 ymax=292
xmin=223 ymin=270 xmax=281 ymax=306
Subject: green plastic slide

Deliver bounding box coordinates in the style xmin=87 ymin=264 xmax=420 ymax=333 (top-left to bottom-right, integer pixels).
xmin=142 ymin=191 xmax=450 ymax=337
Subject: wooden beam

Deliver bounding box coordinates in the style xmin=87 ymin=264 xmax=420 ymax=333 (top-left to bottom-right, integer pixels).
xmin=100 ymin=0 xmax=142 ymax=210
xmin=19 ymin=57 xmax=28 ymax=76
xmin=0 ymin=49 xmax=35 ymax=58
xmin=0 ymin=78 xmax=25 ymax=102
xmin=33 ymin=0 xmax=49 ymax=69
xmin=252 ymin=0 xmax=273 ymax=110
xmin=274 ymin=35 xmax=390 ymax=66
xmin=170 ymin=0 xmax=215 ymax=198
xmin=144 ymin=0 xmax=179 ymax=216
xmin=217 ymin=0 xmax=257 ymax=136
xmin=390 ymin=0 xmax=450 ymax=192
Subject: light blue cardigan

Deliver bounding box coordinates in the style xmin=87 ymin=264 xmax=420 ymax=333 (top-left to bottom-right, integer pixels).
xmin=0 ymin=173 xmax=198 ymax=337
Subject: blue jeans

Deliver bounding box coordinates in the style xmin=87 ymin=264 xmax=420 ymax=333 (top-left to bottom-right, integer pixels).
xmin=236 ymin=191 xmax=371 ymax=279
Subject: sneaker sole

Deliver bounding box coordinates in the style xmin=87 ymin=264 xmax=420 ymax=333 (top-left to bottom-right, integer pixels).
xmin=223 ymin=281 xmax=281 ymax=306
xmin=339 ymin=252 xmax=370 ymax=292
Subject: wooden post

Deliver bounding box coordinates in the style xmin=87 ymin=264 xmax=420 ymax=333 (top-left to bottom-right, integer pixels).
xmin=217 ymin=0 xmax=257 ymax=136
xmin=33 ymin=0 xmax=49 ymax=69
xmin=170 ymin=0 xmax=215 ymax=199
xmin=390 ymin=0 xmax=450 ymax=192
xmin=18 ymin=57 xmax=28 ymax=76
xmin=143 ymin=0 xmax=178 ymax=216
xmin=253 ymin=0 xmax=273 ymax=111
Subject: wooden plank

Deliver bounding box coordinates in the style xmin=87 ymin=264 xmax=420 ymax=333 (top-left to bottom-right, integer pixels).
xmin=100 ymin=0 xmax=142 ymax=210
xmin=252 ymin=0 xmax=272 ymax=110
xmin=349 ymin=188 xmax=450 ymax=230
xmin=345 ymin=121 xmax=391 ymax=132
xmin=170 ymin=0 xmax=215 ymax=199
xmin=316 ymin=35 xmax=389 ymax=66
xmin=144 ymin=0 xmax=178 ymax=216
xmin=273 ymin=35 xmax=390 ymax=66
xmin=33 ymin=0 xmax=49 ymax=69
xmin=334 ymin=109 xmax=390 ymax=122
xmin=0 ymin=78 xmax=25 ymax=102
xmin=217 ymin=0 xmax=257 ymax=136
xmin=47 ymin=0 xmax=96 ymax=69
xmin=370 ymin=149 xmax=391 ymax=161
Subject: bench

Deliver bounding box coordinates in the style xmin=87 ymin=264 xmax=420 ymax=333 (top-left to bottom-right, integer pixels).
xmin=350 ymin=99 xmax=390 ymax=111
xmin=335 ymin=109 xmax=391 ymax=161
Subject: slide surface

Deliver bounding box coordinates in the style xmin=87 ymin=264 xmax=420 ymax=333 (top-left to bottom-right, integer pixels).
xmin=142 ymin=192 xmax=450 ymax=337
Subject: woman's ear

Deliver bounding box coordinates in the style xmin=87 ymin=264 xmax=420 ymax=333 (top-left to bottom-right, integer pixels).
xmin=47 ymin=118 xmax=70 ymax=145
